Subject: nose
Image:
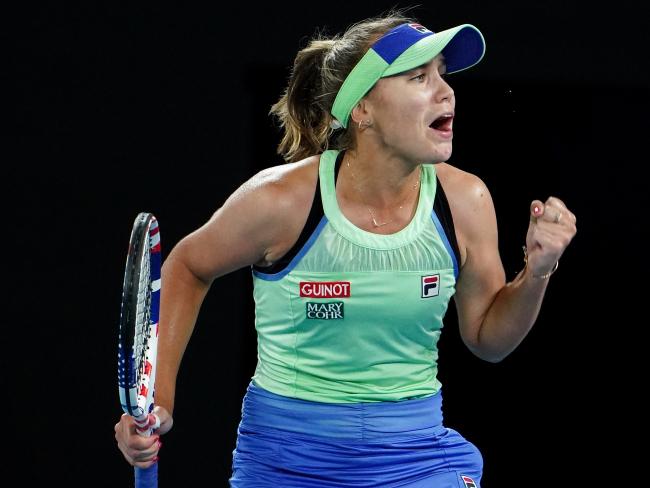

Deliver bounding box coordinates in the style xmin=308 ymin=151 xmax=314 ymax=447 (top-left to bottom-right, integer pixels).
xmin=436 ymin=77 xmax=454 ymax=104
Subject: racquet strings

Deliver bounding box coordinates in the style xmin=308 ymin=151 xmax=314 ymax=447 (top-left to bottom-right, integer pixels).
xmin=135 ymin=236 xmax=152 ymax=406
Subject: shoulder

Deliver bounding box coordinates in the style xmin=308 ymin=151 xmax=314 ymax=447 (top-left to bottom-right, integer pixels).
xmin=434 ymin=163 xmax=497 ymax=258
xmin=435 ymin=163 xmax=491 ymax=207
xmin=435 ymin=163 xmax=494 ymax=221
xmin=171 ymin=156 xmax=321 ymax=279
xmin=241 ymin=155 xmax=320 ymax=210
xmin=235 ymin=155 xmax=320 ymax=265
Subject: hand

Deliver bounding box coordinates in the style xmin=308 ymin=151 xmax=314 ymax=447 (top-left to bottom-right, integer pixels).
xmin=114 ymin=406 xmax=173 ymax=468
xmin=525 ymin=196 xmax=577 ymax=277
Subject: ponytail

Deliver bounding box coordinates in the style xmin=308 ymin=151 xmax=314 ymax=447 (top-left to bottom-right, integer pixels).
xmin=269 ymin=39 xmax=337 ymax=163
xmin=270 ymin=9 xmax=416 ymax=163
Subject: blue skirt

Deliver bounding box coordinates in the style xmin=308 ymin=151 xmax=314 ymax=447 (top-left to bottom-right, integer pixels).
xmin=229 ymin=381 xmax=482 ymax=487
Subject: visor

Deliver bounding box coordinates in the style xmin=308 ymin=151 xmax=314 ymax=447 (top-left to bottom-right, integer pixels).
xmin=331 ymin=23 xmax=486 ymax=129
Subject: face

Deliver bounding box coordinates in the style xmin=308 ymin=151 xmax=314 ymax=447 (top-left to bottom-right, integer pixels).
xmin=362 ymin=54 xmax=455 ymax=164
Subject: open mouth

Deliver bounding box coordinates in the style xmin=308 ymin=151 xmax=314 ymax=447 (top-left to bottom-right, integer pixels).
xmin=429 ymin=114 xmax=453 ymax=132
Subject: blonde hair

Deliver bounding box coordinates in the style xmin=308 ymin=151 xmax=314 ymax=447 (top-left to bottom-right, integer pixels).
xmin=269 ymin=9 xmax=417 ymax=163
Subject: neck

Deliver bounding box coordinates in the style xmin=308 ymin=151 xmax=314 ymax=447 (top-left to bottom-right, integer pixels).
xmin=342 ymin=146 xmax=421 ymax=209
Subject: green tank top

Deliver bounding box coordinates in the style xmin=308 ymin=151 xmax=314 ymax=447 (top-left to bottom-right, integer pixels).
xmin=251 ymin=149 xmax=457 ymax=403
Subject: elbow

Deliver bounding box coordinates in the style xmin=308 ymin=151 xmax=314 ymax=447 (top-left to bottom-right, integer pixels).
xmin=164 ymin=239 xmax=214 ymax=288
xmin=482 ymin=353 xmax=507 ymax=364
xmin=469 ymin=345 xmax=508 ymax=363
xmin=464 ymin=335 xmax=511 ymax=363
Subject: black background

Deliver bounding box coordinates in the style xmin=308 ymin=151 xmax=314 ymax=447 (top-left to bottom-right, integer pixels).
xmin=7 ymin=1 xmax=647 ymax=486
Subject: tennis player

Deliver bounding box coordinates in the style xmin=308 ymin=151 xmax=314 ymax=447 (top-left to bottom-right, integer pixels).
xmin=114 ymin=10 xmax=576 ymax=487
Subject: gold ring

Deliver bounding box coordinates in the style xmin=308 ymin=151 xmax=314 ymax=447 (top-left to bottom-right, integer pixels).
xmin=555 ymin=211 xmax=563 ymax=224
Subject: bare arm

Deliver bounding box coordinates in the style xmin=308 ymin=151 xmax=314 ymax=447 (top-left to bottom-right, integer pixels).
xmin=156 ymin=161 xmax=317 ymax=414
xmin=445 ymin=169 xmax=577 ymax=362
xmin=115 ymin=158 xmax=318 ymax=466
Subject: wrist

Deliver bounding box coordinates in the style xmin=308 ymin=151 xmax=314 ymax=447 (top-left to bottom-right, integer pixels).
xmin=522 ymin=246 xmax=559 ymax=280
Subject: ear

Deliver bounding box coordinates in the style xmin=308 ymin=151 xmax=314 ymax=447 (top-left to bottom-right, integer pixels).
xmin=350 ymin=99 xmax=372 ymax=127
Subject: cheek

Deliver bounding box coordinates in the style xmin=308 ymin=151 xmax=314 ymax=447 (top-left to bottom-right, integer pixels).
xmin=393 ymin=95 xmax=428 ymax=124
xmin=370 ymin=86 xmax=428 ymax=135
xmin=382 ymin=102 xmax=424 ymax=132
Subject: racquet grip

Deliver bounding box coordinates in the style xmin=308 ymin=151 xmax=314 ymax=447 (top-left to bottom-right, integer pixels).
xmin=135 ymin=464 xmax=158 ymax=488
xmin=133 ymin=413 xmax=159 ymax=487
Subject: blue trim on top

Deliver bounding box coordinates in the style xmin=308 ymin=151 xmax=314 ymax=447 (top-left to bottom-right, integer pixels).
xmin=441 ymin=26 xmax=485 ymax=73
xmin=372 ymin=23 xmax=434 ymax=64
xmin=431 ymin=210 xmax=459 ymax=281
xmin=252 ymin=216 xmax=329 ymax=281
xmin=149 ymin=250 xmax=161 ymax=323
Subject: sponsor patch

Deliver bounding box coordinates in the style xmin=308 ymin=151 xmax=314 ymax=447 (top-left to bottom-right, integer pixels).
xmin=306 ymin=302 xmax=344 ymax=320
xmin=421 ymin=274 xmax=440 ymax=298
xmin=300 ymin=281 xmax=350 ymax=298
xmin=408 ymin=23 xmax=432 ymax=34
xmin=461 ymin=475 xmax=477 ymax=488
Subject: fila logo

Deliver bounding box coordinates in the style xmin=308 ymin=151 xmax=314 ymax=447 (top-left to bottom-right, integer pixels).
xmin=300 ymin=281 xmax=350 ymax=298
xmin=460 ymin=475 xmax=477 ymax=488
xmin=306 ymin=302 xmax=344 ymax=320
xmin=408 ymin=23 xmax=432 ymax=34
xmin=421 ymin=275 xmax=440 ymax=298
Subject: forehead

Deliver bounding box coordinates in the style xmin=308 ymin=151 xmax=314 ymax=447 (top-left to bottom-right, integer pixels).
xmin=401 ymin=54 xmax=447 ymax=75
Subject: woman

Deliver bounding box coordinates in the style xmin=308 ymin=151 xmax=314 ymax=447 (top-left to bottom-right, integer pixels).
xmin=115 ymin=11 xmax=576 ymax=487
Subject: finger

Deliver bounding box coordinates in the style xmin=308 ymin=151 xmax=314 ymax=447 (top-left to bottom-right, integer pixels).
xmin=544 ymin=196 xmax=578 ymax=224
xmin=149 ymin=413 xmax=161 ymax=431
xmin=122 ymin=448 xmax=155 ymax=468
xmin=115 ymin=416 xmax=132 ymax=446
xmin=117 ymin=413 xmax=138 ymax=434
xmin=126 ymin=435 xmax=161 ymax=463
xmin=560 ymin=208 xmax=577 ymax=224
xmin=133 ymin=454 xmax=160 ymax=470
xmin=131 ymin=437 xmax=161 ymax=460
xmin=152 ymin=405 xmax=174 ymax=435
xmin=119 ymin=425 xmax=160 ymax=453
xmin=530 ymin=200 xmax=544 ymax=222
xmin=545 ymin=196 xmax=567 ymax=210
xmin=132 ymin=433 xmax=160 ymax=451
xmin=538 ymin=204 xmax=563 ymax=225
xmin=134 ymin=456 xmax=159 ymax=469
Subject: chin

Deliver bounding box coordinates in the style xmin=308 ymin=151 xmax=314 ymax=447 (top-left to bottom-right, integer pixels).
xmin=438 ymin=143 xmax=453 ymax=160
xmin=423 ymin=147 xmax=452 ymax=164
xmin=395 ymin=140 xmax=452 ymax=165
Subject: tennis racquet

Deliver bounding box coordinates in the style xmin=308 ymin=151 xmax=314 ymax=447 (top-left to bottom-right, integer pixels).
xmin=117 ymin=212 xmax=162 ymax=488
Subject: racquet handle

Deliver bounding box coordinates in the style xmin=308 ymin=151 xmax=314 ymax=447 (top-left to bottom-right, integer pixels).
xmin=135 ymin=464 xmax=158 ymax=488
xmin=133 ymin=413 xmax=159 ymax=487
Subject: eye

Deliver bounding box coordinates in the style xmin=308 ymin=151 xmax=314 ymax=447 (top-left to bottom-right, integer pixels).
xmin=411 ymin=73 xmax=426 ymax=82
